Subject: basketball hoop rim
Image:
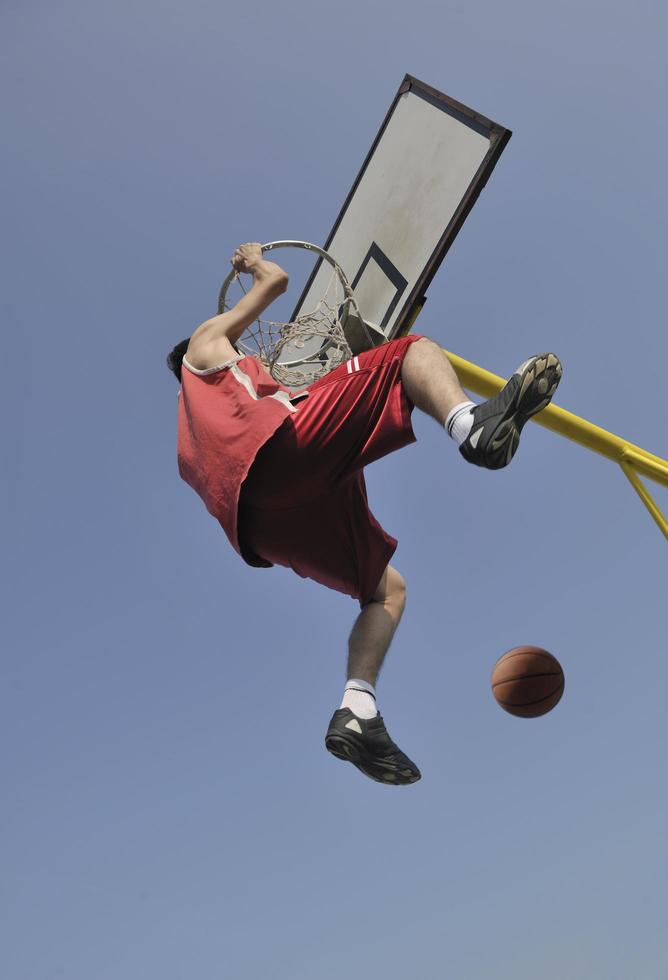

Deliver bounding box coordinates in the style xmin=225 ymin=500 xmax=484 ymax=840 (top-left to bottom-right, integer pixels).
xmin=217 ymin=240 xmax=358 ymax=317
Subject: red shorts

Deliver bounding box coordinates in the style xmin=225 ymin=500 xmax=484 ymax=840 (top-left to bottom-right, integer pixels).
xmin=239 ymin=334 xmax=423 ymax=605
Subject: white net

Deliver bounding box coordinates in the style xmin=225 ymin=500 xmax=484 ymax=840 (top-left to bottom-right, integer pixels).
xmin=218 ymin=244 xmax=360 ymax=388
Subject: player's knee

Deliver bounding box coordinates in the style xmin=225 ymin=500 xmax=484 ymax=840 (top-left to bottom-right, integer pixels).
xmin=387 ymin=567 xmax=407 ymax=612
xmin=373 ymin=565 xmax=407 ymax=611
xmin=405 ymin=336 xmax=429 ymax=358
xmin=414 ymin=335 xmax=437 ymax=351
xmin=404 ymin=336 xmax=440 ymax=368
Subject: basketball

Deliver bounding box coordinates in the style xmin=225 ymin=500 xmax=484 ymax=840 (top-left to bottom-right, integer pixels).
xmin=491 ymin=646 xmax=564 ymax=718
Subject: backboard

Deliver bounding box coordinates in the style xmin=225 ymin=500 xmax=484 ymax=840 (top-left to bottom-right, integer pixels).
xmin=292 ymin=75 xmax=512 ymax=340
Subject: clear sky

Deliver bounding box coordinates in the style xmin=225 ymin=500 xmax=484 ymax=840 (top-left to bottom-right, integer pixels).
xmin=3 ymin=1 xmax=667 ymax=977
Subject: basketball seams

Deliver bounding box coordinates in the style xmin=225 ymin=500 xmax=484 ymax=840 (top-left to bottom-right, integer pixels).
xmin=492 ymin=648 xmax=557 ymax=667
xmin=493 ymin=682 xmax=565 ymax=706
xmin=492 ymin=670 xmax=563 ymax=687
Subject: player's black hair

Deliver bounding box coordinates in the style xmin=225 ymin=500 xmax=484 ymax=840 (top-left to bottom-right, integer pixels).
xmin=166 ymin=337 xmax=190 ymax=383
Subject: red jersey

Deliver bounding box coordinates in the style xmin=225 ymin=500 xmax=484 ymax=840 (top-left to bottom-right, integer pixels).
xmin=177 ymin=353 xmax=301 ymax=565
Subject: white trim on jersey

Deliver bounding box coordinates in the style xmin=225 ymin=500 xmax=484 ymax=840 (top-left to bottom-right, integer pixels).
xmin=182 ymin=354 xmax=243 ymax=376
xmin=230 ymin=363 xmax=297 ymax=413
xmin=182 ymin=355 xmax=297 ymax=413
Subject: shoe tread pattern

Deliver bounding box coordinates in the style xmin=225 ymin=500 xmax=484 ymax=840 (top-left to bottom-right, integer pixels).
xmin=460 ymin=353 xmax=562 ymax=469
xmin=325 ymin=709 xmax=421 ymax=785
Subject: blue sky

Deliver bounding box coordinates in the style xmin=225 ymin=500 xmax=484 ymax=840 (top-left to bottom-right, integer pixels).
xmin=3 ymin=1 xmax=667 ymax=977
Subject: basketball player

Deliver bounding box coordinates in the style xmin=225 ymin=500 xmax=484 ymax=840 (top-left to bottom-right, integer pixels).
xmin=168 ymin=243 xmax=562 ymax=785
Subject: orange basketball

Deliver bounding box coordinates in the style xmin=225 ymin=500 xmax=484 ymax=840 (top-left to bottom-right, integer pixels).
xmin=491 ymin=646 xmax=564 ymax=718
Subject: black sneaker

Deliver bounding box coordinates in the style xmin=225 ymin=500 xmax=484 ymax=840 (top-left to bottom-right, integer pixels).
xmin=459 ymin=353 xmax=562 ymax=470
xmin=325 ymin=708 xmax=421 ymax=785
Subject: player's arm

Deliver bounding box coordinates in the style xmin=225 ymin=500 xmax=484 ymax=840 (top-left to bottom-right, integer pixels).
xmin=186 ymin=243 xmax=289 ymax=369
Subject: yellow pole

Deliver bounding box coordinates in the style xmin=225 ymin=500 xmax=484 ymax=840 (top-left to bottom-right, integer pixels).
xmin=443 ymin=349 xmax=668 ymax=539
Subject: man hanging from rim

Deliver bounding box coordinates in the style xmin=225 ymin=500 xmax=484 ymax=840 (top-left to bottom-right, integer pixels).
xmin=167 ymin=243 xmax=562 ymax=785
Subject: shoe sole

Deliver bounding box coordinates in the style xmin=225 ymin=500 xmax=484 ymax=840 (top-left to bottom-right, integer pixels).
xmin=325 ymin=732 xmax=421 ymax=785
xmin=471 ymin=353 xmax=562 ymax=469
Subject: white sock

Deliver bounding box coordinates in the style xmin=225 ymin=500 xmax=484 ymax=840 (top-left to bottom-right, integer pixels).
xmin=340 ymin=678 xmax=378 ymax=719
xmin=445 ymin=400 xmax=476 ymax=446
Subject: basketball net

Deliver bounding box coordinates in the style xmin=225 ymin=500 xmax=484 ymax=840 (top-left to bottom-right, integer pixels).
xmin=217 ymin=241 xmax=383 ymax=388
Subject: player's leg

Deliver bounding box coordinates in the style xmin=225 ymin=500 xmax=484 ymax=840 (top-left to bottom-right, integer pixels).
xmin=400 ymin=336 xmax=469 ymax=422
xmin=346 ymin=564 xmax=406 ymax=688
xmin=325 ymin=565 xmax=421 ymax=786
xmin=401 ymin=337 xmax=563 ymax=469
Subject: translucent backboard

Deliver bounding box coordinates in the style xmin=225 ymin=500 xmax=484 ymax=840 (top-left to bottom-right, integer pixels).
xmin=292 ymin=75 xmax=512 ymax=339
